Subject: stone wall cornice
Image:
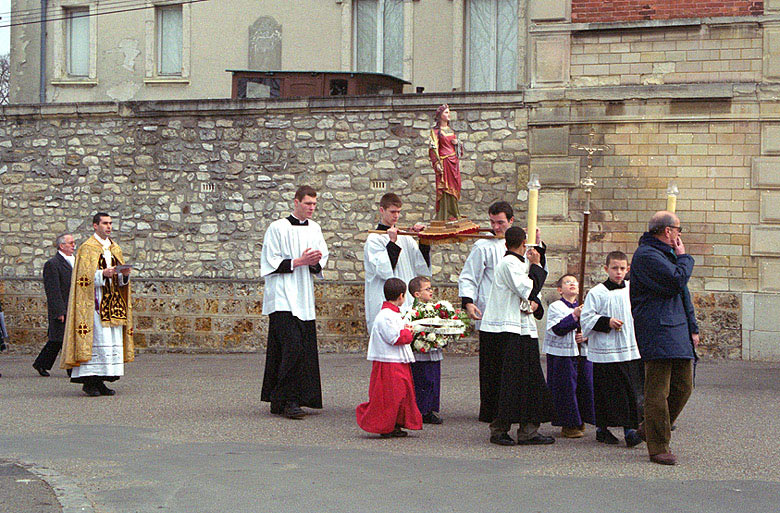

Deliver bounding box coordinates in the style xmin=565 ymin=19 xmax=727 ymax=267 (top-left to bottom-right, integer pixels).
xmin=530 ymin=14 xmax=775 ymax=34
xmin=2 ymin=92 xmax=525 ymax=120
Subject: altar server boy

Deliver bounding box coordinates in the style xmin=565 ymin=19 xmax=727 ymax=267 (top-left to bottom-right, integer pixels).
xmin=544 ymin=274 xmax=595 ymax=439
xmin=580 ymin=251 xmax=643 ymax=447
xmin=356 ymin=278 xmax=423 ymax=438
xmin=408 ymin=276 xmax=444 ymax=425
xmin=481 ymin=226 xmax=555 ymax=446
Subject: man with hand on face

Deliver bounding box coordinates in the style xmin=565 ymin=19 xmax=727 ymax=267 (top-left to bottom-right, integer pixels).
xmin=34 ymin=233 xmax=76 ymax=376
xmin=363 ymin=192 xmax=431 ymax=333
xmin=61 ymin=213 xmax=133 ymax=397
xmin=260 ymin=186 xmax=329 ymax=420
xmin=630 ymin=211 xmax=699 ymax=466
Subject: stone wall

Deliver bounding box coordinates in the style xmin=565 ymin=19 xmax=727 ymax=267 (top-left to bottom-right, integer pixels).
xmin=571 ymin=24 xmax=762 ymax=87
xmin=0 ymin=277 xmax=474 ymax=355
xmin=1 ymin=93 xmax=776 ymax=359
xmin=0 ymin=95 xmax=526 ymax=283
xmin=0 ymin=94 xmax=523 ymax=354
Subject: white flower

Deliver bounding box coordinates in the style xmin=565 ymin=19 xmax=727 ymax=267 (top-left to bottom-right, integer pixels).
xmin=426 ymin=332 xmax=437 ymax=342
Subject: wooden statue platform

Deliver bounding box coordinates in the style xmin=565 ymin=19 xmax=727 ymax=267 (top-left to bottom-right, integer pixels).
xmin=369 ymin=217 xmax=497 ymax=245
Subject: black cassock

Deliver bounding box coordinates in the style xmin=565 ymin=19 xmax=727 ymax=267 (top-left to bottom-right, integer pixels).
xmin=261 ymin=311 xmax=323 ymax=409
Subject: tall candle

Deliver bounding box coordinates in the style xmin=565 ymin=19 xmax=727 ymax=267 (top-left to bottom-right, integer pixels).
xmin=666 ymin=194 xmax=677 ymax=213
xmin=527 ymin=174 xmax=541 ymax=245
xmin=666 ymin=182 xmax=679 ymax=213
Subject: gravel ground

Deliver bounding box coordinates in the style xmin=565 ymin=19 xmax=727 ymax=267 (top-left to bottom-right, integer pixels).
xmin=1 ymin=353 xmax=778 ymax=512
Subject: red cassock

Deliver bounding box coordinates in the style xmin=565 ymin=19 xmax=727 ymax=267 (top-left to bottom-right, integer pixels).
xmin=356 ymin=361 xmax=423 ymax=434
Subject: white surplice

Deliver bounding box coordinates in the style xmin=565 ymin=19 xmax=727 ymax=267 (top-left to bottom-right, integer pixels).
xmin=261 ymin=217 xmax=329 ymax=321
xmin=457 ymin=238 xmax=507 ymax=330
xmin=71 ymin=234 xmax=127 ymax=379
xmin=544 ymin=299 xmax=588 ymax=357
xmin=479 ymin=254 xmax=538 ymax=337
xmin=366 ymin=305 xmax=415 ymax=364
xmin=580 ymin=282 xmax=640 ymax=363
xmin=363 ymin=232 xmax=430 ymax=332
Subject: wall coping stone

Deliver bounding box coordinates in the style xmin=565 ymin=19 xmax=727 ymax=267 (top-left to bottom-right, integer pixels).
xmin=3 ymin=92 xmax=525 ymax=119
xmin=526 ymin=83 xmax=737 ymax=104
xmin=530 ymin=15 xmax=774 ymax=34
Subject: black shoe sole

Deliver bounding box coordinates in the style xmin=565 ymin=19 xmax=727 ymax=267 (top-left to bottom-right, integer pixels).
xmin=517 ymin=437 xmax=555 ymax=445
xmin=490 ymin=436 xmax=516 ymax=446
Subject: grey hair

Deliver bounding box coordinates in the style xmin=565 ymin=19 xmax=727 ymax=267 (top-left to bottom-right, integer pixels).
xmin=54 ymin=233 xmax=72 ymax=249
xmin=648 ymin=212 xmax=676 ymax=234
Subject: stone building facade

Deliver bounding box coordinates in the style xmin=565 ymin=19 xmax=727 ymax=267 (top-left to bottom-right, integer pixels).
xmin=3 ymin=0 xmax=780 ymax=360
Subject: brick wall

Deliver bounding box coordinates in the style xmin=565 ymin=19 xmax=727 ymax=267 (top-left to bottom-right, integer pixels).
xmin=572 ymin=1 xmax=763 ymax=23
xmin=581 ymin=120 xmax=760 ymax=295
xmin=571 ymin=24 xmax=762 ymax=87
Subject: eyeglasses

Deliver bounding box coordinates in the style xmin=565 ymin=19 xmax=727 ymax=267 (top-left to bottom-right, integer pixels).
xmin=667 ymin=225 xmax=683 ymax=233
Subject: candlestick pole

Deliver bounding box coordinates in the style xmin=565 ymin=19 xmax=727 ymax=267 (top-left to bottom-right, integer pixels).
xmin=570 ymin=130 xmax=610 ymax=354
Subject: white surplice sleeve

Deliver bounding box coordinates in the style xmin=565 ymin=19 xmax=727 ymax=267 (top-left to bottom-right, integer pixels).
xmin=458 ymin=245 xmax=485 ymax=302
xmin=504 ymin=259 xmax=534 ymax=300
xmin=312 ymin=222 xmax=329 ymax=278
xmin=580 ymin=286 xmax=605 ymax=338
xmin=364 ymin=234 xmax=395 ymax=282
xmin=260 ymin=222 xmax=286 ymax=278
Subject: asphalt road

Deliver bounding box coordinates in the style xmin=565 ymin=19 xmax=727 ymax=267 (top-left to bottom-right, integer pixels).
xmin=1 ymin=353 xmax=778 ymax=513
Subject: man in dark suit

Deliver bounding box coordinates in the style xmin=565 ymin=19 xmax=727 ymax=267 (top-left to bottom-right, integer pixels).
xmin=33 ymin=233 xmax=76 ymax=376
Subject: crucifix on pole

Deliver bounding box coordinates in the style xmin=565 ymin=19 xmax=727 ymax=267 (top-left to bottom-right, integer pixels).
xmin=570 ymin=129 xmax=610 ymax=308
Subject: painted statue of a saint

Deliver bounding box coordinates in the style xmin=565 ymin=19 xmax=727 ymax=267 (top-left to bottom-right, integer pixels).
xmin=428 ymin=104 xmax=462 ymax=221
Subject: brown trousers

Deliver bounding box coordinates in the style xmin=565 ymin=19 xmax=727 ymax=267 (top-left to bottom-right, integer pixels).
xmin=643 ymin=359 xmax=693 ymax=455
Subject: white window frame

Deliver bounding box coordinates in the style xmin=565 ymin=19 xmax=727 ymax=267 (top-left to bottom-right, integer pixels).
xmin=51 ymin=1 xmax=98 ymax=84
xmin=465 ymin=0 xmax=518 ymax=91
xmin=144 ymin=1 xmax=191 ymax=83
xmin=352 ymin=0 xmax=404 ymax=77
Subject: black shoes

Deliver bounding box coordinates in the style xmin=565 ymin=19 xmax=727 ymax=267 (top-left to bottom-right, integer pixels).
xmin=422 ymin=412 xmax=443 ymax=425
xmin=33 ymin=364 xmax=50 ymax=377
xmin=283 ymin=402 xmax=306 ymax=419
xmin=596 ymin=428 xmax=620 ymax=445
xmin=625 ymin=429 xmax=643 ymax=448
xmin=490 ymin=433 xmax=516 ymax=446
xmin=82 ymin=382 xmax=115 ymax=396
xmin=380 ymin=427 xmax=408 ymax=438
xmin=517 ymin=434 xmax=555 ymax=445
xmin=82 ymin=384 xmax=101 ymax=397
xmin=97 ymin=382 xmax=116 ymax=396
xmin=270 ymin=402 xmax=284 ymax=415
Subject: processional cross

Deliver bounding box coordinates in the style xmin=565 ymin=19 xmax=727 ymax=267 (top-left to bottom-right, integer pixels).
xmin=569 ymin=129 xmax=610 ymax=308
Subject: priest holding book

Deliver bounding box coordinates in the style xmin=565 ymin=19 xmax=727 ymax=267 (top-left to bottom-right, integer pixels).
xmin=61 ymin=213 xmax=134 ymax=397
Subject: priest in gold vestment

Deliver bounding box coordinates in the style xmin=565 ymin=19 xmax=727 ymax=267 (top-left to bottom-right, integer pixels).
xmin=61 ymin=213 xmax=134 ymax=396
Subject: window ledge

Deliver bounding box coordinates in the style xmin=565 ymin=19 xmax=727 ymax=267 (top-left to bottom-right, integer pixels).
xmin=51 ymin=79 xmax=98 ymax=87
xmin=144 ymin=77 xmax=190 ymax=85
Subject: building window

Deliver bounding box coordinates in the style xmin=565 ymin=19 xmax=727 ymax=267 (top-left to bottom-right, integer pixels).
xmin=354 ymin=0 xmax=403 ymax=78
xmin=65 ymin=8 xmax=90 ymax=77
xmin=466 ymin=0 xmax=517 ymax=91
xmin=157 ymin=4 xmax=183 ymax=75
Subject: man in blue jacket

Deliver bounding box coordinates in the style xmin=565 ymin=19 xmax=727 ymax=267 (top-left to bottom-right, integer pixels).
xmin=630 ymin=211 xmax=699 ymax=466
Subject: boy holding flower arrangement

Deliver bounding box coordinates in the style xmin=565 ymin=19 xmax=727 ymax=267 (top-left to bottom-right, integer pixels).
xmin=406 ymin=276 xmax=470 ymax=425
xmin=356 ymin=278 xmax=423 ymax=438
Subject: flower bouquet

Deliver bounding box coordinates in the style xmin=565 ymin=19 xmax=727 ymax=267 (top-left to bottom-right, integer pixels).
xmin=403 ymin=299 xmax=472 ymax=353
